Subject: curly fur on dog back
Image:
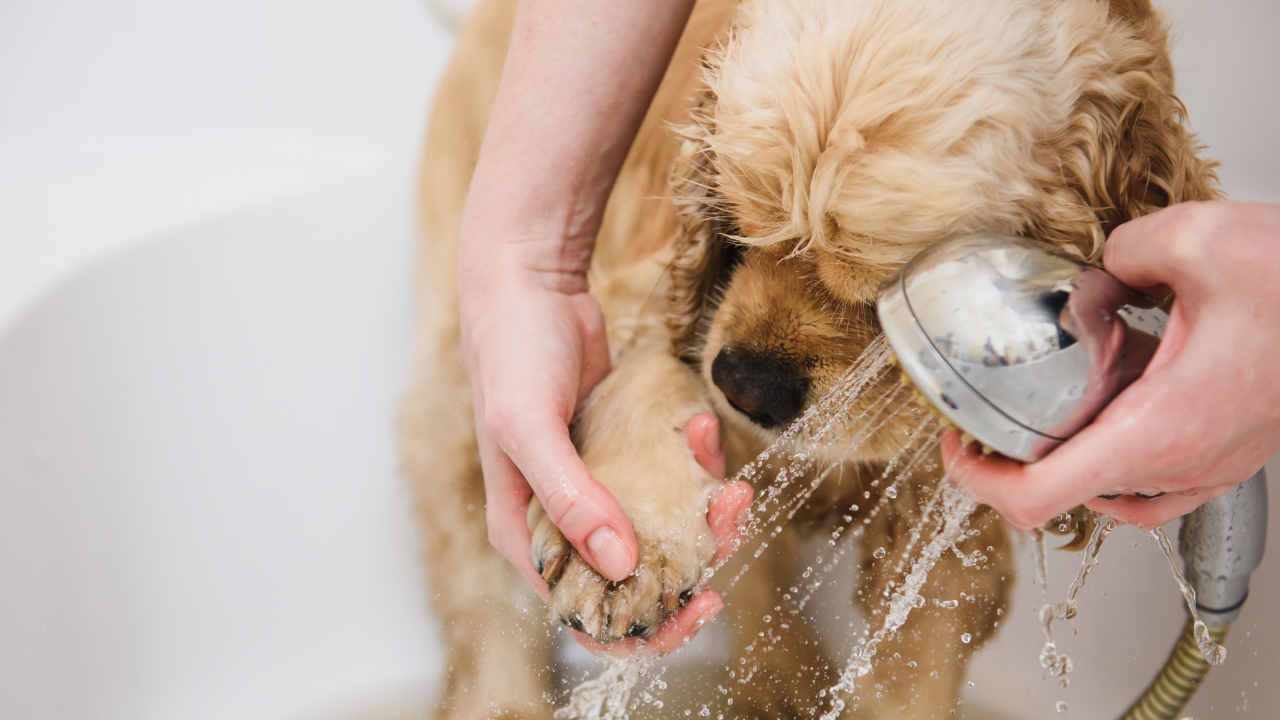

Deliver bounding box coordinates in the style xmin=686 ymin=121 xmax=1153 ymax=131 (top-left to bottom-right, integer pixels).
xmin=667 ymin=0 xmax=1218 ymax=356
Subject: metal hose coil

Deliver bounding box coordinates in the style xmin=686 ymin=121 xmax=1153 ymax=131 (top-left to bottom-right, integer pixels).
xmin=1119 ymin=620 xmax=1230 ymax=720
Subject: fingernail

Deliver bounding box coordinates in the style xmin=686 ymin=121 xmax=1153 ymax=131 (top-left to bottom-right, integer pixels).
xmin=703 ymin=419 xmax=720 ymax=457
xmin=587 ymin=526 xmax=633 ymax=581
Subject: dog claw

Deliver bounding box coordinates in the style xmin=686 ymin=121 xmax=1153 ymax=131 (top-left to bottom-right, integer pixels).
xmin=527 ymin=498 xmax=570 ymax=583
xmin=547 ymin=535 xmax=704 ymax=644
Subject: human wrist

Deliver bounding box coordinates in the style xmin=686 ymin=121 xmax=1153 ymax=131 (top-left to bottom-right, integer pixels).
xmin=462 ymin=169 xmax=601 ymax=283
xmin=459 ymin=213 xmax=596 ymax=297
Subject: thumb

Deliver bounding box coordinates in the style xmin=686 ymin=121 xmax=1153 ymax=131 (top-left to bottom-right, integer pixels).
xmin=494 ymin=408 xmax=639 ymax=582
xmin=571 ymin=293 xmax=612 ymax=399
xmin=1103 ymin=204 xmax=1207 ymax=298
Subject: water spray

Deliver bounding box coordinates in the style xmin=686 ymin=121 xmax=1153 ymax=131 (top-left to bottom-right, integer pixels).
xmin=876 ymin=231 xmax=1268 ymax=719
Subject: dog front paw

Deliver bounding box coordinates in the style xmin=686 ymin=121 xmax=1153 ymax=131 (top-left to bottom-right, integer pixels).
xmin=547 ymin=532 xmax=708 ymax=642
xmin=526 ymin=492 xmax=712 ymax=642
xmin=527 ymin=349 xmax=722 ymax=643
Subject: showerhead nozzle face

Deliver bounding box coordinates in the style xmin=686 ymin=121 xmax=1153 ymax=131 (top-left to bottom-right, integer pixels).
xmin=876 ymin=232 xmax=1166 ymax=462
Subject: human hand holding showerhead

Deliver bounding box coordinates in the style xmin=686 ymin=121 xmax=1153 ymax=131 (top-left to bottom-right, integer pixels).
xmin=944 ymin=201 xmax=1280 ymax=531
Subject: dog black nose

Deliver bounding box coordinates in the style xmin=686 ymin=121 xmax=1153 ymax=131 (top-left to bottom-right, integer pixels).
xmin=711 ymin=348 xmax=810 ymax=429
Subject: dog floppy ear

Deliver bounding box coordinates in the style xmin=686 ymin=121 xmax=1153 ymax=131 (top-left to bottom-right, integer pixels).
xmin=1042 ymin=1 xmax=1220 ymax=258
xmin=667 ymin=90 xmax=739 ymax=362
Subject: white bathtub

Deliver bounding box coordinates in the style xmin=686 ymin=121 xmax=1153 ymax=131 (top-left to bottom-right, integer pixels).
xmin=0 ymin=0 xmax=453 ymax=717
xmin=0 ymin=162 xmax=450 ymax=719
xmin=1 ymin=0 xmax=1277 ymax=718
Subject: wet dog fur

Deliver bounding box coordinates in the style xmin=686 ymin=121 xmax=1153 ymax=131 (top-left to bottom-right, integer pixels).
xmin=400 ymin=0 xmax=1219 ymax=717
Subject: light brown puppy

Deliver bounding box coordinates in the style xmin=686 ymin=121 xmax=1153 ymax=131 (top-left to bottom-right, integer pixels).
xmin=400 ymin=0 xmax=1218 ymax=717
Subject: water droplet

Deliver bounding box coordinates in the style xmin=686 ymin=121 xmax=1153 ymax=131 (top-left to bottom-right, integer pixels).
xmin=873 ymin=547 xmax=887 ymax=559
xmin=1056 ymin=701 xmax=1069 ymax=713
xmin=961 ymin=633 xmax=972 ymax=644
xmin=885 ymin=486 xmax=898 ymax=499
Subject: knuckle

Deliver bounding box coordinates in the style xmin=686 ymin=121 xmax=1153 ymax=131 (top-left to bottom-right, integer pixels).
xmin=1002 ymin=496 xmax=1058 ymax=532
xmin=540 ymin=486 xmax=586 ymax=528
xmin=1164 ymin=202 xmax=1220 ymax=264
xmin=483 ymin=405 xmax=517 ymax=448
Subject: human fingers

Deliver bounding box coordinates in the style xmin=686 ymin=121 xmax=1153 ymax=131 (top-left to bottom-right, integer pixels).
xmin=940 ymin=357 xmax=1221 ymax=530
xmin=1085 ymin=480 xmax=1238 ymax=530
xmin=476 ymin=421 xmax=551 ymax=600
xmin=569 ymin=591 xmax=726 ymax=657
xmin=636 ymin=591 xmax=725 ymax=654
xmin=708 ymin=481 xmax=753 ymax=566
xmin=684 ymin=414 xmax=753 ymax=565
xmin=487 ymin=404 xmax=639 ymax=582
xmin=940 ymin=431 xmax=1085 ymax=531
xmin=1103 ymin=202 xmax=1215 ymax=298
xmin=685 ymin=413 xmax=726 ymax=480
xmin=943 ymin=400 xmax=1243 ymax=533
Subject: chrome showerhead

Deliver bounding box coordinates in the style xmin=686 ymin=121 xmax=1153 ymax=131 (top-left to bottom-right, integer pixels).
xmin=877 ymin=232 xmax=1269 ymax=720
xmin=877 ymin=231 xmax=1167 ymax=462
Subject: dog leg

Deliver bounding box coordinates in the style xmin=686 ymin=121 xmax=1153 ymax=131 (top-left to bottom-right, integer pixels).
xmin=530 ymin=348 xmax=721 ymax=642
xmin=719 ymin=527 xmax=836 ymax=719
xmin=401 ymin=345 xmax=555 ymax=720
xmin=848 ymin=486 xmax=1013 ymax=720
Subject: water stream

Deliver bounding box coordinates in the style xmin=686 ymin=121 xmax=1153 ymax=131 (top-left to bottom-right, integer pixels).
xmin=555 ymin=655 xmax=660 ymax=720
xmin=556 ymin=338 xmax=927 ymax=719
xmin=1151 ymin=527 xmax=1228 ymax=665
xmin=1035 ymin=516 xmax=1116 ymax=687
xmin=1031 ymin=529 xmax=1048 ymax=591
xmin=551 ymin=332 xmax=1232 ymax=720
xmin=818 ymin=479 xmax=979 ymax=720
xmin=710 ymin=339 xmax=982 ymax=719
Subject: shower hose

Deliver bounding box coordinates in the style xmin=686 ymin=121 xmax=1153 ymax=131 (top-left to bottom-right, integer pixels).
xmin=1118 ymin=619 xmax=1230 ymax=720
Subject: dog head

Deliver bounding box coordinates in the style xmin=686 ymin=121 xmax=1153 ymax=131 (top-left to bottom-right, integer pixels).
xmin=666 ymin=0 xmax=1218 ymax=460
